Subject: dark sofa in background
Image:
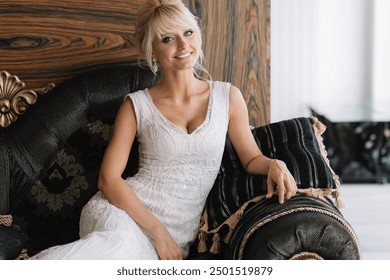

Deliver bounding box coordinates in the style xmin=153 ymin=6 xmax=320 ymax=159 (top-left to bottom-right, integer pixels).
xmin=311 ymin=108 xmax=390 ymax=184
xmin=0 ymin=66 xmax=361 ymax=260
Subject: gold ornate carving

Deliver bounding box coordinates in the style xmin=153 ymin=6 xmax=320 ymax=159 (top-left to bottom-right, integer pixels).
xmin=0 ymin=71 xmax=55 ymax=128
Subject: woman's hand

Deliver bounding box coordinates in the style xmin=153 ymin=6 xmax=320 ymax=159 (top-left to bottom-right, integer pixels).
xmin=266 ymin=159 xmax=298 ymax=204
xmin=153 ymin=226 xmax=183 ymax=260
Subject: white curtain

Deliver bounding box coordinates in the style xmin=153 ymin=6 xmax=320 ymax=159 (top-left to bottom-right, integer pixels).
xmin=270 ymin=0 xmax=389 ymax=122
xmin=372 ymin=0 xmax=390 ymax=120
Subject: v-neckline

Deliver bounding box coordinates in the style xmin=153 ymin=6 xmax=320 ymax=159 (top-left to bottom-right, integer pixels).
xmin=144 ymin=81 xmax=213 ymax=136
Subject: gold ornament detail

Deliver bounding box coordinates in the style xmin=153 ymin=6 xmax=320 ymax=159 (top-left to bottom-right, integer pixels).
xmin=31 ymin=149 xmax=88 ymax=212
xmin=0 ymin=71 xmax=55 ymax=127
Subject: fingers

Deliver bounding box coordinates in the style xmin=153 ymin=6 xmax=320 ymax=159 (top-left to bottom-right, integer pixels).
xmin=266 ymin=160 xmax=298 ymax=204
xmin=286 ymin=174 xmax=298 ymax=199
xmin=159 ymin=246 xmax=182 ymax=260
xmin=267 ymin=176 xmax=288 ymax=204
xmin=158 ymin=249 xmax=182 ymax=260
xmin=160 ymin=249 xmax=182 ymax=260
xmin=277 ymin=183 xmax=286 ymax=204
xmin=154 ymin=230 xmax=183 ymax=260
xmin=266 ymin=177 xmax=274 ymax=199
xmin=274 ymin=180 xmax=297 ymax=204
xmin=280 ymin=177 xmax=298 ymax=202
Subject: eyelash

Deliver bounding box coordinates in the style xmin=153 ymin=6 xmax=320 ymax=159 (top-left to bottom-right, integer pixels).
xmin=162 ymin=30 xmax=194 ymax=43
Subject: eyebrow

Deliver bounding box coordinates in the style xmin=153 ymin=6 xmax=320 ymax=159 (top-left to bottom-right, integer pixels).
xmin=160 ymin=28 xmax=194 ymax=38
xmin=160 ymin=33 xmax=174 ymax=38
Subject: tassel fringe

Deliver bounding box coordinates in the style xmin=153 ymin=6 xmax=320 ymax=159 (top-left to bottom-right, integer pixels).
xmin=298 ymin=187 xmax=344 ymax=208
xmin=197 ymin=195 xmax=265 ymax=253
xmin=224 ymin=227 xmax=233 ymax=243
xmin=197 ymin=231 xmax=208 ymax=253
xmin=209 ymin=233 xmax=221 ymax=254
xmin=309 ymin=116 xmax=344 ymax=208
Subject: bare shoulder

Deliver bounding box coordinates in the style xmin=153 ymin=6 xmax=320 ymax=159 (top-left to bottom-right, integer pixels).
xmin=114 ymin=97 xmax=137 ymax=129
xmin=229 ymin=84 xmax=242 ymax=95
xmin=228 ymin=84 xmax=247 ymax=116
xmin=119 ymin=97 xmax=135 ymax=115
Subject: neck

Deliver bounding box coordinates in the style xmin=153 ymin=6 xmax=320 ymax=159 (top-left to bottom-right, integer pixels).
xmin=157 ymin=69 xmax=202 ymax=97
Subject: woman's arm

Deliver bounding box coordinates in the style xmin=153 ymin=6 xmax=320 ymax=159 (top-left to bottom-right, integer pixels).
xmin=97 ymin=98 xmax=182 ymax=259
xmin=227 ymin=86 xmax=297 ymax=204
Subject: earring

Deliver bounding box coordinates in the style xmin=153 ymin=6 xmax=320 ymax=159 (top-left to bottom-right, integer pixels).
xmin=152 ymin=57 xmax=158 ymax=72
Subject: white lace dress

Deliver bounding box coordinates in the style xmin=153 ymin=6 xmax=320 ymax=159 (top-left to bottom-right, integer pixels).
xmin=30 ymin=81 xmax=230 ymax=260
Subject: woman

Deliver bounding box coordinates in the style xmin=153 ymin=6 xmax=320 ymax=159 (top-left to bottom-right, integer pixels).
xmin=31 ymin=0 xmax=297 ymax=260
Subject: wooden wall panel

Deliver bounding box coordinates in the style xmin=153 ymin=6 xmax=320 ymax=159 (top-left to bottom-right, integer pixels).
xmin=0 ymin=0 xmax=142 ymax=87
xmin=185 ymin=0 xmax=270 ymax=125
xmin=0 ymin=0 xmax=270 ymax=125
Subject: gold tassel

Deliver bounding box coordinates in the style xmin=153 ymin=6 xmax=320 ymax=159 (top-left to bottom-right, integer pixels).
xmin=16 ymin=249 xmax=29 ymax=260
xmin=334 ymin=189 xmax=345 ymax=208
xmin=197 ymin=232 xmax=208 ymax=253
xmin=210 ymin=233 xmax=221 ymax=254
xmin=224 ymin=227 xmax=233 ymax=243
xmin=310 ymin=116 xmax=327 ymax=135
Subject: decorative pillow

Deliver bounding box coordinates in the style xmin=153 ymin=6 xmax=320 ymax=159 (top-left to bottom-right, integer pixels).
xmin=197 ymin=117 xmax=342 ymax=254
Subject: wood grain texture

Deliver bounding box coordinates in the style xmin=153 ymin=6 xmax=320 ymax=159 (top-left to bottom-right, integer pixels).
xmin=0 ymin=0 xmax=270 ymax=125
xmin=0 ymin=0 xmax=142 ymax=87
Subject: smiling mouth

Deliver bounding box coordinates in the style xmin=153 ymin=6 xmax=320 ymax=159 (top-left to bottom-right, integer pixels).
xmin=175 ymin=53 xmax=191 ymax=59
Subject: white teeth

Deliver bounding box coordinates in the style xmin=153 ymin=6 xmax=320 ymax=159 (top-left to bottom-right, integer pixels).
xmin=177 ymin=53 xmax=191 ymax=59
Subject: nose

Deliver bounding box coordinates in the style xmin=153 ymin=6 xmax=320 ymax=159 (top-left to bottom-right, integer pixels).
xmin=177 ymin=36 xmax=189 ymax=50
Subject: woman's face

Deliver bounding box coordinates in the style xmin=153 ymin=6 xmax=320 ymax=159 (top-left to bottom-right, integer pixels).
xmin=152 ymin=26 xmax=200 ymax=72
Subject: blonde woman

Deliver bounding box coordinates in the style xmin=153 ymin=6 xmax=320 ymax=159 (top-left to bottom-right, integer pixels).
xmin=31 ymin=0 xmax=297 ymax=260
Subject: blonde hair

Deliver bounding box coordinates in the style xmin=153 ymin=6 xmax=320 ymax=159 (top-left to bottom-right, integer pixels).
xmin=135 ymin=0 xmax=208 ymax=78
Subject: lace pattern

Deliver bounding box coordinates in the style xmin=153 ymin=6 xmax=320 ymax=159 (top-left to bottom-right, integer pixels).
xmin=127 ymin=81 xmax=230 ymax=249
xmin=31 ymin=81 xmax=230 ymax=259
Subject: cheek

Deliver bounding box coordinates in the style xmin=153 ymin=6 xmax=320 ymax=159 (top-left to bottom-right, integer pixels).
xmin=191 ymin=37 xmax=202 ymax=58
xmin=191 ymin=35 xmax=201 ymax=49
xmin=152 ymin=39 xmax=171 ymax=54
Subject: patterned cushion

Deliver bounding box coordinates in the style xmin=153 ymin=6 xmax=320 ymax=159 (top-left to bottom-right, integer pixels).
xmin=200 ymin=117 xmax=341 ymax=244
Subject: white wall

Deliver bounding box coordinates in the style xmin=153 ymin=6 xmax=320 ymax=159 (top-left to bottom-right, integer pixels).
xmin=271 ymin=0 xmax=389 ymax=122
xmin=372 ymin=0 xmax=390 ymax=120
xmin=270 ymin=0 xmax=319 ymax=122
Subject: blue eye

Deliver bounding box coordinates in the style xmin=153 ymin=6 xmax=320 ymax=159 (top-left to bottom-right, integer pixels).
xmin=162 ymin=36 xmax=174 ymax=43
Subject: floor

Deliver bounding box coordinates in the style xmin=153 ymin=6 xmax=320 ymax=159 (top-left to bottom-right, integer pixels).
xmin=339 ymin=183 xmax=390 ymax=260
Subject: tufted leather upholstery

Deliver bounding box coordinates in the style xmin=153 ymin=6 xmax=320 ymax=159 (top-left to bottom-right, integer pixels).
xmin=1 ymin=65 xmax=158 ymax=215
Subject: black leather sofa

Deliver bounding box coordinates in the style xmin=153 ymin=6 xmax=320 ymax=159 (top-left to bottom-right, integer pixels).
xmin=0 ymin=65 xmax=361 ymax=260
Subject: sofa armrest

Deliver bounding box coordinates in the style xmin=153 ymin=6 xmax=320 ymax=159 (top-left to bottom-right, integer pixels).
xmin=226 ymin=195 xmax=361 ymax=260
